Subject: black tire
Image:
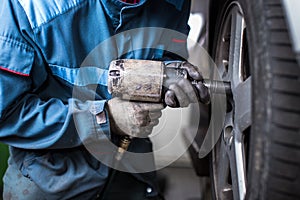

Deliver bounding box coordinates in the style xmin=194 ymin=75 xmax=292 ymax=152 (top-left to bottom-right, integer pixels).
xmin=209 ymin=0 xmax=300 ymax=199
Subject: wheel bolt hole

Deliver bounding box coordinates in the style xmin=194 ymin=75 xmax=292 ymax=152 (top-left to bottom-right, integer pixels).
xmin=224 ymin=125 xmax=234 ymax=145
xmin=226 ymin=101 xmax=233 ymax=113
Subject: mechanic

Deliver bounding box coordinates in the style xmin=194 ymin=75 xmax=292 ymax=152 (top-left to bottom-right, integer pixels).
xmin=0 ymin=0 xmax=209 ymax=199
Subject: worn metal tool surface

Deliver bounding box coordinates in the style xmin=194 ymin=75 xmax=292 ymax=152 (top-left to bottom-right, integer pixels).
xmin=108 ymin=59 xmax=231 ymax=104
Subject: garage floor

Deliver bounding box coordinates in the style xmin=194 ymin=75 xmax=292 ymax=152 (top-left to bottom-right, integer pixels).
xmin=157 ymin=166 xmax=211 ymax=200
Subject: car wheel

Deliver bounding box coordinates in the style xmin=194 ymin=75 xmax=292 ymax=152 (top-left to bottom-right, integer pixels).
xmin=209 ymin=0 xmax=300 ymax=199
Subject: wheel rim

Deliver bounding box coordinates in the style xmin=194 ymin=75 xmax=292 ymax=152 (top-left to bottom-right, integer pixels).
xmin=212 ymin=2 xmax=252 ymax=200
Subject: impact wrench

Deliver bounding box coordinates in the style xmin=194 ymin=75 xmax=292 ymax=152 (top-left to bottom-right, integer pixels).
xmin=107 ymin=59 xmax=231 ymax=161
xmin=100 ymin=59 xmax=231 ymax=199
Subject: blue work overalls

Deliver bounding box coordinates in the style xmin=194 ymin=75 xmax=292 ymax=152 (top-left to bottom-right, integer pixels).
xmin=0 ymin=0 xmax=190 ymax=199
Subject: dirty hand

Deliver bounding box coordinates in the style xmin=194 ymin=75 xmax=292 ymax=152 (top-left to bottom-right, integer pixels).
xmin=107 ymin=97 xmax=164 ymax=138
xmin=164 ymin=61 xmax=210 ymax=107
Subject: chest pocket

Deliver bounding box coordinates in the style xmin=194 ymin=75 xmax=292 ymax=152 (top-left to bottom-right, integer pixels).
xmin=0 ymin=36 xmax=35 ymax=120
xmin=0 ymin=36 xmax=34 ymax=76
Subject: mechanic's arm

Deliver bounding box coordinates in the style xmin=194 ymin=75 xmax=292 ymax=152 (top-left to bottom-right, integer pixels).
xmin=0 ymin=1 xmax=109 ymax=150
xmin=0 ymin=69 xmax=110 ymax=150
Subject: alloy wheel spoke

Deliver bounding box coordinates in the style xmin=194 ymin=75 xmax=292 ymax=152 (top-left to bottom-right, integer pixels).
xmin=228 ymin=7 xmax=245 ymax=87
xmin=231 ymin=128 xmax=247 ymax=200
xmin=233 ymin=77 xmax=252 ymax=132
xmin=227 ymin=6 xmax=248 ymax=200
xmin=217 ymin=141 xmax=230 ymax=191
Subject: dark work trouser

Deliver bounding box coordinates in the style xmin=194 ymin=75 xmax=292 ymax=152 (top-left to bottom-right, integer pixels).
xmin=100 ymin=170 xmax=164 ymax=200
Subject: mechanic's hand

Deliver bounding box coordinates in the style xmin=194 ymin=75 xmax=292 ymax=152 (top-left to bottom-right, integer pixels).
xmin=164 ymin=61 xmax=210 ymax=107
xmin=107 ymin=97 xmax=164 ymax=138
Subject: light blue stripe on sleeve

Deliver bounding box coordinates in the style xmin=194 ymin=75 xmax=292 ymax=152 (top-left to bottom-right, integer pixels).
xmin=49 ymin=65 xmax=108 ymax=87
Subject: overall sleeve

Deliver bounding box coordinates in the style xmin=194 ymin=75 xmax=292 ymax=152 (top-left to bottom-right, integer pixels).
xmin=0 ymin=0 xmax=110 ymax=149
xmin=163 ymin=0 xmax=191 ymax=61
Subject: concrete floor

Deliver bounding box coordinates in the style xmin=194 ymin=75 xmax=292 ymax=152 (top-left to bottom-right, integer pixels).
xmin=157 ymin=167 xmax=211 ymax=200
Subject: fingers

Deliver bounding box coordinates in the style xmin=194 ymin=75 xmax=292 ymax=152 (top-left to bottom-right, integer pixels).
xmin=163 ymin=61 xmax=210 ymax=107
xmin=164 ymin=90 xmax=178 ymax=107
xmin=195 ymin=82 xmax=211 ymax=105
xmin=180 ymin=61 xmax=203 ymax=81
xmin=132 ymin=103 xmax=163 ymax=126
xmin=147 ymin=110 xmax=162 ymax=127
xmin=108 ymin=98 xmax=163 ymax=137
xmin=133 ymin=112 xmax=149 ymax=126
xmin=131 ymin=104 xmax=162 ymax=137
xmin=130 ymin=111 xmax=161 ymax=138
xmin=133 ymin=112 xmax=160 ymax=127
xmin=131 ymin=103 xmax=149 ymax=126
xmin=168 ymin=82 xmax=189 ymax=107
xmin=149 ymin=110 xmax=162 ymax=120
xmin=164 ymin=79 xmax=198 ymax=107
xmin=164 ymin=80 xmax=210 ymax=107
xmin=177 ymin=79 xmax=198 ymax=103
xmin=165 ymin=61 xmax=203 ymax=81
xmin=178 ymin=63 xmax=210 ymax=104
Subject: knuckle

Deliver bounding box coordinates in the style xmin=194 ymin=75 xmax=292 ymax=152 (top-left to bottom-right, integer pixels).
xmin=178 ymin=78 xmax=188 ymax=85
xmin=168 ymin=83 xmax=178 ymax=91
xmin=165 ymin=89 xmax=175 ymax=97
xmin=178 ymin=97 xmax=189 ymax=107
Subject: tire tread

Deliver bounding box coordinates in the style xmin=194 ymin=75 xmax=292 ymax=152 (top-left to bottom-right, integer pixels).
xmin=264 ymin=1 xmax=300 ymax=199
xmin=267 ymin=176 xmax=300 ymax=198
xmin=266 ymin=6 xmax=284 ymax=18
xmin=270 ymin=142 xmax=300 ymax=164
xmin=272 ymin=92 xmax=300 ymax=112
xmin=271 ymin=124 xmax=300 ymax=146
xmin=270 ymin=45 xmax=296 ymax=60
xmin=270 ymin=31 xmax=291 ymax=45
xmin=272 ymin=59 xmax=300 ymax=77
xmin=269 ymin=158 xmax=299 ymax=180
xmin=272 ymin=109 xmax=300 ymax=129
